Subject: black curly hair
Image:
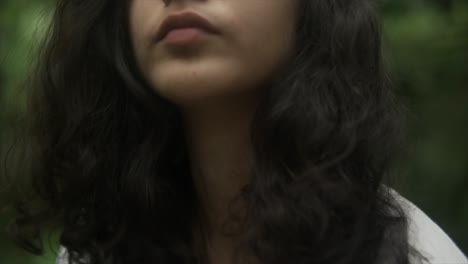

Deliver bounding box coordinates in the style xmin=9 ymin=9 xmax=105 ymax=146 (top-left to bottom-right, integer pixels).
xmin=4 ymin=0 xmax=428 ymax=263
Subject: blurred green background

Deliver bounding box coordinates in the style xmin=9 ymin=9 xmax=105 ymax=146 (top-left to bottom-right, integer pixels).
xmin=1 ymin=0 xmax=467 ymax=263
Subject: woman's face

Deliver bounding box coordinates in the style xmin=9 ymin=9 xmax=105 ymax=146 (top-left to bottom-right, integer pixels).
xmin=129 ymin=0 xmax=297 ymax=106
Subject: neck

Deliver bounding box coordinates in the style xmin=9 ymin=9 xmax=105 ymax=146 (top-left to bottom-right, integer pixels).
xmin=181 ymin=93 xmax=257 ymax=239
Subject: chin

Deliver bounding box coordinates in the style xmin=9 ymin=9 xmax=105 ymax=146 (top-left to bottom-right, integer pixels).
xmin=151 ymin=78 xmax=232 ymax=107
xmin=149 ymin=68 xmax=248 ymax=105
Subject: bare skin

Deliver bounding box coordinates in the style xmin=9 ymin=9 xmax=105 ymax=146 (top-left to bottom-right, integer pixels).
xmin=129 ymin=0 xmax=297 ymax=263
xmin=184 ymin=93 xmax=257 ymax=264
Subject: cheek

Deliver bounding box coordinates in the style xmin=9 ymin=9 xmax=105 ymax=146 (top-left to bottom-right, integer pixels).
xmin=237 ymin=9 xmax=296 ymax=83
xmin=128 ymin=1 xmax=162 ymax=65
xmin=245 ymin=23 xmax=295 ymax=66
xmin=128 ymin=10 xmax=145 ymax=66
xmin=231 ymin=1 xmax=296 ymax=68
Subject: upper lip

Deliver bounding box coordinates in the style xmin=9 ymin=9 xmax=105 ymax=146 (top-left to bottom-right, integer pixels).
xmin=156 ymin=11 xmax=220 ymax=42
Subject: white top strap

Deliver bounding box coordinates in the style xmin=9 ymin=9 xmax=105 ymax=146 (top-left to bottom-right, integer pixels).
xmin=389 ymin=188 xmax=467 ymax=264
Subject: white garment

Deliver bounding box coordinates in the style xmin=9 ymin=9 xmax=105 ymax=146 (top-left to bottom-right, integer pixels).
xmin=389 ymin=188 xmax=467 ymax=264
xmin=55 ymin=188 xmax=467 ymax=264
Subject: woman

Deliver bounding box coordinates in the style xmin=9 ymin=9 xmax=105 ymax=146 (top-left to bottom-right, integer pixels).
xmin=5 ymin=0 xmax=467 ymax=263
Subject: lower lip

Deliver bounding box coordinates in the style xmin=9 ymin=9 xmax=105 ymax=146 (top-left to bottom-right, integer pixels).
xmin=162 ymin=28 xmax=211 ymax=45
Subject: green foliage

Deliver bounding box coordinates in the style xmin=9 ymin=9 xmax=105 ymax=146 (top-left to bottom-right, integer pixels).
xmin=1 ymin=2 xmax=56 ymax=264
xmin=383 ymin=2 xmax=468 ymax=254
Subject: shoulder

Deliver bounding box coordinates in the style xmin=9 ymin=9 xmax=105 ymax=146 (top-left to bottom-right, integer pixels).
xmin=387 ymin=187 xmax=468 ymax=264
xmin=56 ymin=246 xmax=69 ymax=264
xmin=56 ymin=245 xmax=91 ymax=264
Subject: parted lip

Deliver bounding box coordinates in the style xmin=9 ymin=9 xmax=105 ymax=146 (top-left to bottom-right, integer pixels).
xmin=156 ymin=11 xmax=220 ymax=42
